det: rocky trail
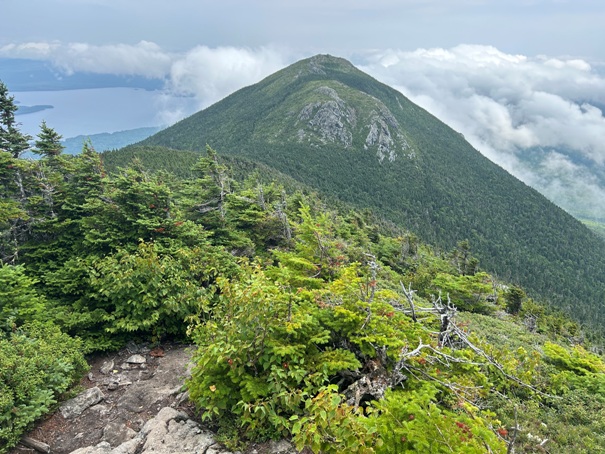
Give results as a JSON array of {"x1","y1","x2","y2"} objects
[{"x1": 10, "y1": 343, "x2": 298, "y2": 454}]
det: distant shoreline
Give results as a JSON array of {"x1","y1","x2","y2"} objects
[{"x1": 16, "y1": 104, "x2": 54, "y2": 116}]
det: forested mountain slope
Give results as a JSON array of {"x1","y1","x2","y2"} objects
[{"x1": 140, "y1": 54, "x2": 605, "y2": 330}]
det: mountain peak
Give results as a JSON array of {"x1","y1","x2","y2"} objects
[{"x1": 296, "y1": 54, "x2": 359, "y2": 76}]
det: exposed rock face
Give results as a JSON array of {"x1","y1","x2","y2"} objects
[
  {"x1": 296, "y1": 85, "x2": 412, "y2": 163},
  {"x1": 365, "y1": 114, "x2": 396, "y2": 162},
  {"x1": 364, "y1": 106, "x2": 411, "y2": 163},
  {"x1": 297, "y1": 86, "x2": 356, "y2": 148},
  {"x1": 69, "y1": 407, "x2": 227, "y2": 454},
  {"x1": 307, "y1": 56, "x2": 327, "y2": 75}
]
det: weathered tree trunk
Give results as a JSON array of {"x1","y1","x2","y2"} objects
[{"x1": 20, "y1": 436, "x2": 51, "y2": 453}]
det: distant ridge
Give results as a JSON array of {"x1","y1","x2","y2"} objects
[
  {"x1": 139, "y1": 54, "x2": 605, "y2": 329},
  {"x1": 63, "y1": 127, "x2": 161, "y2": 155}
]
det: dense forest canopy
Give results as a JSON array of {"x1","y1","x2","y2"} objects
[{"x1": 2, "y1": 78, "x2": 605, "y2": 453}]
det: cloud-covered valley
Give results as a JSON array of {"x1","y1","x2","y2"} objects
[
  {"x1": 2, "y1": 41, "x2": 605, "y2": 220},
  {"x1": 359, "y1": 45, "x2": 605, "y2": 220}
]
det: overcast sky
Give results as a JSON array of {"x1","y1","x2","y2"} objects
[
  {"x1": 2, "y1": 0, "x2": 605, "y2": 219},
  {"x1": 3, "y1": 0, "x2": 605, "y2": 59}
]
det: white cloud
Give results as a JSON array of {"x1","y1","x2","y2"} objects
[
  {"x1": 360, "y1": 45, "x2": 605, "y2": 218},
  {"x1": 0, "y1": 41, "x2": 61, "y2": 58},
  {"x1": 54, "y1": 41, "x2": 173, "y2": 78},
  {"x1": 361, "y1": 45, "x2": 605, "y2": 162},
  {"x1": 167, "y1": 46, "x2": 290, "y2": 108},
  {"x1": 0, "y1": 40, "x2": 172, "y2": 78}
]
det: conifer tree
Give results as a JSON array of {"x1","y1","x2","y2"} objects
[
  {"x1": 33, "y1": 120, "x2": 64, "y2": 158},
  {"x1": 0, "y1": 81, "x2": 31, "y2": 158}
]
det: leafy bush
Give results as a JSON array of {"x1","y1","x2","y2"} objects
[
  {"x1": 87, "y1": 240, "x2": 231, "y2": 340},
  {"x1": 0, "y1": 263, "x2": 47, "y2": 326},
  {"x1": 364, "y1": 384, "x2": 504, "y2": 453},
  {"x1": 0, "y1": 322, "x2": 88, "y2": 452},
  {"x1": 187, "y1": 262, "x2": 361, "y2": 441},
  {"x1": 187, "y1": 257, "x2": 507, "y2": 452}
]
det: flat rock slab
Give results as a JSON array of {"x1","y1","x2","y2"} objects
[
  {"x1": 60, "y1": 387, "x2": 105, "y2": 419},
  {"x1": 140, "y1": 407, "x2": 218, "y2": 453},
  {"x1": 69, "y1": 407, "x2": 233, "y2": 454}
]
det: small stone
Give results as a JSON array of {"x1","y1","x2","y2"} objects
[
  {"x1": 107, "y1": 381, "x2": 119, "y2": 391},
  {"x1": 138, "y1": 370, "x2": 152, "y2": 381},
  {"x1": 88, "y1": 372, "x2": 95, "y2": 381},
  {"x1": 102, "y1": 421, "x2": 137, "y2": 446},
  {"x1": 125, "y1": 341, "x2": 139, "y2": 354},
  {"x1": 126, "y1": 354, "x2": 146, "y2": 364},
  {"x1": 120, "y1": 363, "x2": 131, "y2": 370},
  {"x1": 168, "y1": 385, "x2": 183, "y2": 396},
  {"x1": 268, "y1": 440, "x2": 297, "y2": 454},
  {"x1": 175, "y1": 391, "x2": 189, "y2": 406},
  {"x1": 100, "y1": 360, "x2": 114, "y2": 375}
]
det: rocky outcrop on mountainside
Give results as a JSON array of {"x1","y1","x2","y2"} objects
[
  {"x1": 11, "y1": 344, "x2": 298, "y2": 454},
  {"x1": 295, "y1": 85, "x2": 411, "y2": 163},
  {"x1": 297, "y1": 86, "x2": 356, "y2": 148},
  {"x1": 364, "y1": 107, "x2": 410, "y2": 163}
]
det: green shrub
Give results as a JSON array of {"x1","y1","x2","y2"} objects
[
  {"x1": 0, "y1": 264, "x2": 47, "y2": 326},
  {"x1": 186, "y1": 258, "x2": 507, "y2": 452},
  {"x1": 0, "y1": 322, "x2": 88, "y2": 453},
  {"x1": 504, "y1": 285, "x2": 525, "y2": 315},
  {"x1": 364, "y1": 384, "x2": 505, "y2": 453},
  {"x1": 187, "y1": 262, "x2": 361, "y2": 441},
  {"x1": 432, "y1": 272, "x2": 494, "y2": 314}
]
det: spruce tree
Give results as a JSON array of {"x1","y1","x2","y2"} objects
[
  {"x1": 33, "y1": 120, "x2": 64, "y2": 158},
  {"x1": 0, "y1": 81, "x2": 31, "y2": 158}
]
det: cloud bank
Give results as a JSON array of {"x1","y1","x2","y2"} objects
[
  {"x1": 359, "y1": 45, "x2": 605, "y2": 219},
  {"x1": 1, "y1": 41, "x2": 172, "y2": 78},
  {"x1": 0, "y1": 41, "x2": 291, "y2": 108}
]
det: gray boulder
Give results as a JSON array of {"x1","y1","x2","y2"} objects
[{"x1": 60, "y1": 387, "x2": 105, "y2": 419}]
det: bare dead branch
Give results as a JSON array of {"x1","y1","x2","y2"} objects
[
  {"x1": 400, "y1": 281, "x2": 417, "y2": 322},
  {"x1": 507, "y1": 407, "x2": 519, "y2": 454}
]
